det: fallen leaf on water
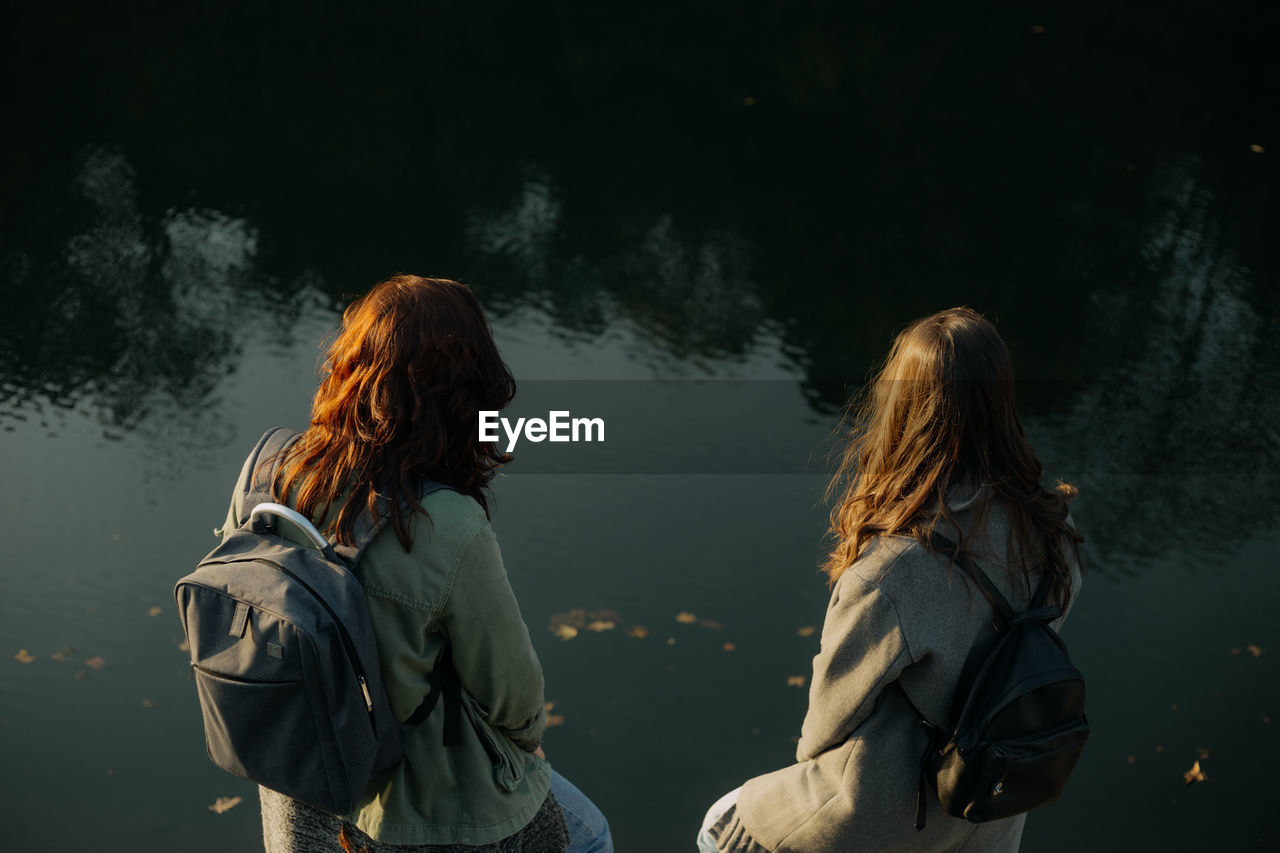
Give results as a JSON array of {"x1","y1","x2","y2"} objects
[
  {"x1": 627, "y1": 626, "x2": 649, "y2": 639},
  {"x1": 178, "y1": 640, "x2": 190, "y2": 652},
  {"x1": 796, "y1": 626, "x2": 816, "y2": 637},
  {"x1": 551, "y1": 625, "x2": 578, "y2": 642},
  {"x1": 1248, "y1": 644, "x2": 1265, "y2": 657},
  {"x1": 545, "y1": 701, "x2": 556, "y2": 712},
  {"x1": 1231, "y1": 648, "x2": 1241, "y2": 656},
  {"x1": 84, "y1": 656, "x2": 106, "y2": 670},
  {"x1": 148, "y1": 606, "x2": 164, "y2": 617},
  {"x1": 675, "y1": 612, "x2": 697, "y2": 624},
  {"x1": 1126, "y1": 755, "x2": 1136, "y2": 764},
  {"x1": 586, "y1": 620, "x2": 615, "y2": 632},
  {"x1": 1030, "y1": 24, "x2": 1046, "y2": 34},
  {"x1": 722, "y1": 643, "x2": 736, "y2": 652},
  {"x1": 51, "y1": 646, "x2": 74, "y2": 661},
  {"x1": 1170, "y1": 704, "x2": 1180, "y2": 711},
  {"x1": 587, "y1": 609, "x2": 621, "y2": 623},
  {"x1": 1156, "y1": 745, "x2": 1164, "y2": 753},
  {"x1": 1195, "y1": 747, "x2": 1210, "y2": 759},
  {"x1": 1264, "y1": 715, "x2": 1271, "y2": 724},
  {"x1": 142, "y1": 698, "x2": 155, "y2": 708},
  {"x1": 106, "y1": 769, "x2": 114, "y2": 776},
  {"x1": 546, "y1": 714, "x2": 566, "y2": 727},
  {"x1": 209, "y1": 795, "x2": 243, "y2": 814},
  {"x1": 786, "y1": 675, "x2": 806, "y2": 687},
  {"x1": 74, "y1": 670, "x2": 89, "y2": 681},
  {"x1": 14, "y1": 649, "x2": 35, "y2": 664},
  {"x1": 1250, "y1": 144, "x2": 1265, "y2": 154},
  {"x1": 698, "y1": 619, "x2": 724, "y2": 630},
  {"x1": 666, "y1": 637, "x2": 676, "y2": 645},
  {"x1": 1183, "y1": 761, "x2": 1206, "y2": 785}
]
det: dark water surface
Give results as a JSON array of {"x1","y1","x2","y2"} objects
[{"x1": 2, "y1": 2, "x2": 1277, "y2": 850}]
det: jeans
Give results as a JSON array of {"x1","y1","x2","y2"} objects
[
  {"x1": 695, "y1": 787, "x2": 741, "y2": 853},
  {"x1": 550, "y1": 769, "x2": 613, "y2": 853}
]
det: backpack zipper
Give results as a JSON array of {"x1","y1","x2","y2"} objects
[{"x1": 250, "y1": 558, "x2": 376, "y2": 716}]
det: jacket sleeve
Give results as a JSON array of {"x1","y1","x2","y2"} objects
[
  {"x1": 439, "y1": 522, "x2": 547, "y2": 743},
  {"x1": 796, "y1": 571, "x2": 913, "y2": 762}
]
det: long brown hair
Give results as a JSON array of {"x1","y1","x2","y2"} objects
[
  {"x1": 274, "y1": 274, "x2": 516, "y2": 550},
  {"x1": 823, "y1": 307, "x2": 1081, "y2": 606}
]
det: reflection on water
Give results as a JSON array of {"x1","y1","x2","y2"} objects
[
  {"x1": 465, "y1": 168, "x2": 764, "y2": 362},
  {"x1": 1037, "y1": 160, "x2": 1280, "y2": 570}
]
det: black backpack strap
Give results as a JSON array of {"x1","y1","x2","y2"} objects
[
  {"x1": 333, "y1": 480, "x2": 453, "y2": 568},
  {"x1": 403, "y1": 650, "x2": 463, "y2": 747},
  {"x1": 238, "y1": 427, "x2": 302, "y2": 526},
  {"x1": 928, "y1": 532, "x2": 1016, "y2": 626}
]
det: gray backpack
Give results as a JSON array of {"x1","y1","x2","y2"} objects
[{"x1": 174, "y1": 427, "x2": 460, "y2": 814}]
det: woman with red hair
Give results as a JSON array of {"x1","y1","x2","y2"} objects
[
  {"x1": 220, "y1": 275, "x2": 611, "y2": 852},
  {"x1": 698, "y1": 307, "x2": 1083, "y2": 853}
]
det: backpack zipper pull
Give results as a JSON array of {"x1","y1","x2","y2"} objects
[{"x1": 358, "y1": 676, "x2": 373, "y2": 712}]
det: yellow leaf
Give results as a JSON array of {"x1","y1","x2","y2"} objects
[
  {"x1": 546, "y1": 714, "x2": 566, "y2": 728},
  {"x1": 1183, "y1": 760, "x2": 1206, "y2": 785},
  {"x1": 586, "y1": 620, "x2": 615, "y2": 632},
  {"x1": 698, "y1": 619, "x2": 724, "y2": 630},
  {"x1": 142, "y1": 698, "x2": 155, "y2": 708},
  {"x1": 796, "y1": 626, "x2": 816, "y2": 637},
  {"x1": 148, "y1": 606, "x2": 163, "y2": 617},
  {"x1": 666, "y1": 637, "x2": 676, "y2": 645},
  {"x1": 627, "y1": 626, "x2": 649, "y2": 639},
  {"x1": 1125, "y1": 755, "x2": 1136, "y2": 764},
  {"x1": 786, "y1": 675, "x2": 806, "y2": 687},
  {"x1": 14, "y1": 649, "x2": 35, "y2": 664},
  {"x1": 178, "y1": 640, "x2": 190, "y2": 652},
  {"x1": 209, "y1": 795, "x2": 243, "y2": 814},
  {"x1": 1250, "y1": 144, "x2": 1265, "y2": 154},
  {"x1": 545, "y1": 701, "x2": 556, "y2": 712},
  {"x1": 552, "y1": 625, "x2": 578, "y2": 642},
  {"x1": 675, "y1": 612, "x2": 697, "y2": 624},
  {"x1": 1248, "y1": 644, "x2": 1265, "y2": 657},
  {"x1": 51, "y1": 646, "x2": 74, "y2": 661},
  {"x1": 722, "y1": 643, "x2": 736, "y2": 652},
  {"x1": 84, "y1": 656, "x2": 106, "y2": 670},
  {"x1": 587, "y1": 609, "x2": 621, "y2": 623}
]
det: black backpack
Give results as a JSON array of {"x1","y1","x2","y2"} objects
[
  {"x1": 175, "y1": 428, "x2": 461, "y2": 813},
  {"x1": 909, "y1": 533, "x2": 1089, "y2": 830}
]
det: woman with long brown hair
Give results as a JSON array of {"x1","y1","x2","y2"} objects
[
  {"x1": 217, "y1": 275, "x2": 611, "y2": 852},
  {"x1": 697, "y1": 307, "x2": 1083, "y2": 853}
]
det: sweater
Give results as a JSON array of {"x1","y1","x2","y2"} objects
[
  {"x1": 219, "y1": 451, "x2": 561, "y2": 849},
  {"x1": 712, "y1": 487, "x2": 1082, "y2": 853}
]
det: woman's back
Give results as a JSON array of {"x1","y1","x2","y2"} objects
[
  {"x1": 702, "y1": 307, "x2": 1085, "y2": 853},
  {"x1": 716, "y1": 487, "x2": 1081, "y2": 853}
]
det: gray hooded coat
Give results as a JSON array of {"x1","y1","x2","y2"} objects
[{"x1": 712, "y1": 488, "x2": 1083, "y2": 853}]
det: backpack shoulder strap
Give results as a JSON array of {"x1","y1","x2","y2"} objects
[
  {"x1": 237, "y1": 427, "x2": 302, "y2": 526},
  {"x1": 334, "y1": 480, "x2": 453, "y2": 568},
  {"x1": 927, "y1": 532, "x2": 1015, "y2": 625}
]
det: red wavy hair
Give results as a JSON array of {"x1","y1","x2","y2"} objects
[
  {"x1": 274, "y1": 275, "x2": 516, "y2": 550},
  {"x1": 824, "y1": 307, "x2": 1082, "y2": 606}
]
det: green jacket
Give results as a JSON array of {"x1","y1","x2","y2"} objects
[{"x1": 220, "y1": 477, "x2": 550, "y2": 846}]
